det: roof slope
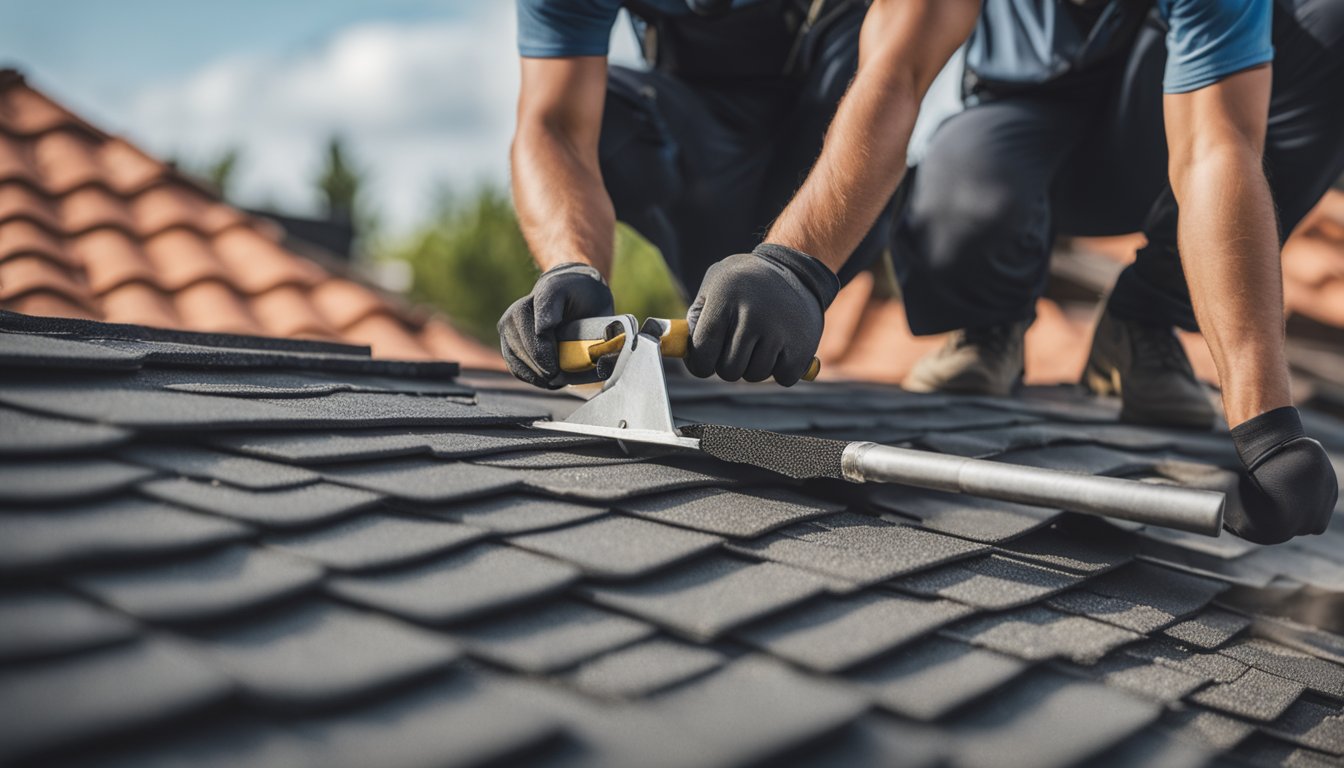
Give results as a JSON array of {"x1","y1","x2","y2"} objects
[
  {"x1": 2, "y1": 310, "x2": 1343, "y2": 767},
  {"x1": 0, "y1": 70, "x2": 500, "y2": 368}
]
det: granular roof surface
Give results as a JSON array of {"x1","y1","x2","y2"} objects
[{"x1": 2, "y1": 310, "x2": 1343, "y2": 767}]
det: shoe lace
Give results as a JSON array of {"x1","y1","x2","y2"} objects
[{"x1": 1131, "y1": 324, "x2": 1188, "y2": 370}]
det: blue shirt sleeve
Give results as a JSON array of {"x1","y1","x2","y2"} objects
[
  {"x1": 517, "y1": 0, "x2": 625, "y2": 58},
  {"x1": 1159, "y1": 0, "x2": 1273, "y2": 93}
]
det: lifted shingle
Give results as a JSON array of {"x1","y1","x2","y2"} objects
[
  {"x1": 1189, "y1": 667, "x2": 1306, "y2": 722},
  {"x1": 140, "y1": 477, "x2": 382, "y2": 529},
  {"x1": 1161, "y1": 608, "x2": 1251, "y2": 650},
  {"x1": 121, "y1": 444, "x2": 321, "y2": 490},
  {"x1": 433, "y1": 493, "x2": 607, "y2": 534},
  {"x1": 0, "y1": 589, "x2": 139, "y2": 663},
  {"x1": 0, "y1": 457, "x2": 156, "y2": 503},
  {"x1": 731, "y1": 513, "x2": 987, "y2": 587},
  {"x1": 617, "y1": 486, "x2": 844, "y2": 538},
  {"x1": 0, "y1": 638, "x2": 231, "y2": 764},
  {"x1": 584, "y1": 554, "x2": 829, "y2": 641},
  {"x1": 0, "y1": 405, "x2": 132, "y2": 456},
  {"x1": 944, "y1": 670, "x2": 1160, "y2": 768},
  {"x1": 73, "y1": 544, "x2": 320, "y2": 624},
  {"x1": 509, "y1": 515, "x2": 722, "y2": 579},
  {"x1": 736, "y1": 591, "x2": 972, "y2": 673},
  {"x1": 846, "y1": 636, "x2": 1027, "y2": 721},
  {"x1": 0, "y1": 497, "x2": 251, "y2": 574},
  {"x1": 868, "y1": 487, "x2": 1057, "y2": 543},
  {"x1": 266, "y1": 513, "x2": 487, "y2": 571},
  {"x1": 192, "y1": 601, "x2": 459, "y2": 711},
  {"x1": 892, "y1": 553, "x2": 1082, "y2": 609},
  {"x1": 328, "y1": 543, "x2": 579, "y2": 624},
  {"x1": 567, "y1": 637, "x2": 726, "y2": 698},
  {"x1": 645, "y1": 656, "x2": 868, "y2": 767},
  {"x1": 320, "y1": 458, "x2": 522, "y2": 504},
  {"x1": 452, "y1": 599, "x2": 653, "y2": 673},
  {"x1": 943, "y1": 605, "x2": 1143, "y2": 664}
]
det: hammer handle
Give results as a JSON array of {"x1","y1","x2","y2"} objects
[{"x1": 558, "y1": 319, "x2": 821, "y2": 381}]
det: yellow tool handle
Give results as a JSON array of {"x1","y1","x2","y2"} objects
[{"x1": 558, "y1": 319, "x2": 820, "y2": 381}]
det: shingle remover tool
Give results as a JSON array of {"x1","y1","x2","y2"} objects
[{"x1": 532, "y1": 314, "x2": 1226, "y2": 536}]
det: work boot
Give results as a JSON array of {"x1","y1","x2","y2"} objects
[
  {"x1": 1082, "y1": 309, "x2": 1217, "y2": 429},
  {"x1": 904, "y1": 319, "x2": 1029, "y2": 396}
]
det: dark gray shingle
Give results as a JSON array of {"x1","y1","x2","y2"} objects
[
  {"x1": 567, "y1": 638, "x2": 726, "y2": 698},
  {"x1": 584, "y1": 554, "x2": 829, "y2": 640},
  {"x1": 1160, "y1": 608, "x2": 1251, "y2": 650},
  {"x1": 736, "y1": 591, "x2": 973, "y2": 672},
  {"x1": 868, "y1": 487, "x2": 1056, "y2": 543},
  {"x1": 73, "y1": 545, "x2": 321, "y2": 623},
  {"x1": 891, "y1": 554, "x2": 1082, "y2": 609},
  {"x1": 328, "y1": 543, "x2": 579, "y2": 624},
  {"x1": 1189, "y1": 667, "x2": 1306, "y2": 722},
  {"x1": 0, "y1": 589, "x2": 139, "y2": 663},
  {"x1": 195, "y1": 601, "x2": 460, "y2": 710},
  {"x1": 140, "y1": 477, "x2": 383, "y2": 529},
  {"x1": 847, "y1": 636, "x2": 1028, "y2": 721},
  {"x1": 433, "y1": 493, "x2": 607, "y2": 534},
  {"x1": 0, "y1": 497, "x2": 251, "y2": 574},
  {"x1": 0, "y1": 458, "x2": 155, "y2": 503},
  {"x1": 944, "y1": 605, "x2": 1143, "y2": 664},
  {"x1": 944, "y1": 670, "x2": 1160, "y2": 768},
  {"x1": 731, "y1": 513, "x2": 987, "y2": 587},
  {"x1": 616, "y1": 486, "x2": 844, "y2": 538},
  {"x1": 0, "y1": 405, "x2": 132, "y2": 456},
  {"x1": 645, "y1": 656, "x2": 868, "y2": 768},
  {"x1": 0, "y1": 639, "x2": 231, "y2": 764},
  {"x1": 121, "y1": 444, "x2": 320, "y2": 490},
  {"x1": 452, "y1": 599, "x2": 653, "y2": 673},
  {"x1": 320, "y1": 458, "x2": 522, "y2": 503},
  {"x1": 266, "y1": 513, "x2": 487, "y2": 571},
  {"x1": 508, "y1": 515, "x2": 722, "y2": 578}
]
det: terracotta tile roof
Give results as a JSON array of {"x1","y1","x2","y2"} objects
[
  {"x1": 822, "y1": 190, "x2": 1344, "y2": 390},
  {"x1": 0, "y1": 69, "x2": 502, "y2": 369}
]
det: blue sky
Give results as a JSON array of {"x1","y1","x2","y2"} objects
[{"x1": 1, "y1": 1, "x2": 642, "y2": 232}]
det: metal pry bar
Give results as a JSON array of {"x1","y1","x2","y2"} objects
[{"x1": 532, "y1": 316, "x2": 701, "y2": 450}]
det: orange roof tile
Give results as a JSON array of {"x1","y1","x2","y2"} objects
[{"x1": 0, "y1": 70, "x2": 502, "y2": 368}]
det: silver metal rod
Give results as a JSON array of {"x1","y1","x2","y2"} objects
[{"x1": 840, "y1": 442, "x2": 1225, "y2": 535}]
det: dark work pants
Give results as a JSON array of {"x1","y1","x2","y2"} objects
[
  {"x1": 892, "y1": 0, "x2": 1344, "y2": 336},
  {"x1": 596, "y1": 1, "x2": 884, "y2": 297}
]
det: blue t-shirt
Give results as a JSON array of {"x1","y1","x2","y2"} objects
[
  {"x1": 966, "y1": 0, "x2": 1273, "y2": 95},
  {"x1": 517, "y1": 0, "x2": 767, "y2": 58}
]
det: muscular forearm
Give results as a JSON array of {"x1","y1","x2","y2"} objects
[
  {"x1": 511, "y1": 124, "x2": 616, "y2": 278},
  {"x1": 1171, "y1": 146, "x2": 1291, "y2": 425},
  {"x1": 767, "y1": 0, "x2": 978, "y2": 272}
]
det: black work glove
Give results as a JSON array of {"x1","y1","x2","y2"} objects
[
  {"x1": 685, "y1": 243, "x2": 839, "y2": 386},
  {"x1": 1225, "y1": 406, "x2": 1338, "y2": 544},
  {"x1": 498, "y1": 262, "x2": 614, "y2": 389}
]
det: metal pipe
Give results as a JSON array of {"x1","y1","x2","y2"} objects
[{"x1": 841, "y1": 442, "x2": 1225, "y2": 535}]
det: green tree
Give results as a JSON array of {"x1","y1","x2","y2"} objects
[
  {"x1": 205, "y1": 147, "x2": 240, "y2": 199},
  {"x1": 377, "y1": 184, "x2": 686, "y2": 346},
  {"x1": 315, "y1": 135, "x2": 364, "y2": 224}
]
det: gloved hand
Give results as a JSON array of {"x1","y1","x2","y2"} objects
[
  {"x1": 686, "y1": 243, "x2": 839, "y2": 386},
  {"x1": 498, "y1": 262, "x2": 614, "y2": 389},
  {"x1": 1225, "y1": 406, "x2": 1338, "y2": 544}
]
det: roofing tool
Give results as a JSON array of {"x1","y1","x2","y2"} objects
[{"x1": 532, "y1": 315, "x2": 1226, "y2": 536}]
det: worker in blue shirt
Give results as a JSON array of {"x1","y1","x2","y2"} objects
[
  {"x1": 718, "y1": 0, "x2": 1339, "y2": 543},
  {"x1": 500, "y1": 0, "x2": 877, "y2": 389}
]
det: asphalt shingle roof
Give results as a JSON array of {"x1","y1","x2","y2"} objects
[{"x1": 2, "y1": 311, "x2": 1344, "y2": 767}]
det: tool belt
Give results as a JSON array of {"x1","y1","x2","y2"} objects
[{"x1": 624, "y1": 0, "x2": 866, "y2": 81}]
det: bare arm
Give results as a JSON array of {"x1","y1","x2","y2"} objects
[
  {"x1": 1163, "y1": 65, "x2": 1289, "y2": 427},
  {"x1": 511, "y1": 56, "x2": 616, "y2": 277},
  {"x1": 766, "y1": 0, "x2": 980, "y2": 272}
]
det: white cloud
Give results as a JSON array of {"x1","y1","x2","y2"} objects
[{"x1": 125, "y1": 4, "x2": 523, "y2": 233}]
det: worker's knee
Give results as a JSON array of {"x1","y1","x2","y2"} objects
[{"x1": 903, "y1": 177, "x2": 1048, "y2": 280}]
